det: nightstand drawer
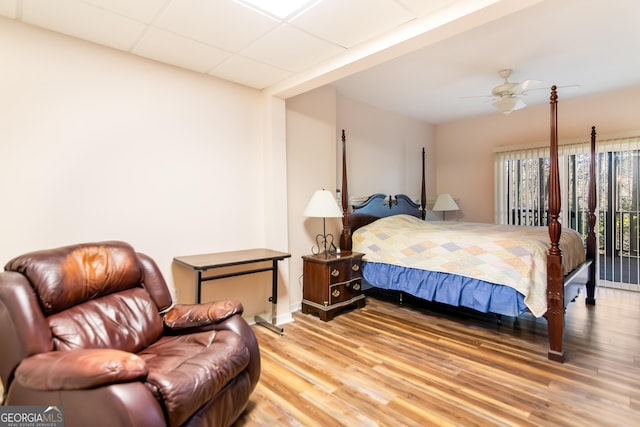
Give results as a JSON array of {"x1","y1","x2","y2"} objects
[
  {"x1": 328, "y1": 258, "x2": 362, "y2": 284},
  {"x1": 329, "y1": 279, "x2": 362, "y2": 304}
]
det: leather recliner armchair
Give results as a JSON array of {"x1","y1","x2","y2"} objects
[{"x1": 0, "y1": 241, "x2": 260, "y2": 427}]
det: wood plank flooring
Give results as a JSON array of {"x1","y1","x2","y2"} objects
[{"x1": 234, "y1": 287, "x2": 640, "y2": 426}]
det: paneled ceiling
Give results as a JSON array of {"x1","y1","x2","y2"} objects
[{"x1": 2, "y1": 0, "x2": 639, "y2": 123}]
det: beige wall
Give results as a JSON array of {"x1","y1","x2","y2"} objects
[
  {"x1": 284, "y1": 89, "x2": 435, "y2": 311},
  {"x1": 337, "y1": 96, "x2": 436, "y2": 202},
  {"x1": 0, "y1": 18, "x2": 289, "y2": 322},
  {"x1": 286, "y1": 85, "x2": 338, "y2": 311},
  {"x1": 436, "y1": 86, "x2": 640, "y2": 222}
]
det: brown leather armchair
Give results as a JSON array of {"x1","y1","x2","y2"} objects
[{"x1": 0, "y1": 241, "x2": 260, "y2": 427}]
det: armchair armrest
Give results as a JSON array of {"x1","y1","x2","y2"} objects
[
  {"x1": 15, "y1": 349, "x2": 147, "y2": 391},
  {"x1": 163, "y1": 300, "x2": 244, "y2": 331}
]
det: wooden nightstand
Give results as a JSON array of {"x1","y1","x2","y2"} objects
[{"x1": 301, "y1": 252, "x2": 366, "y2": 321}]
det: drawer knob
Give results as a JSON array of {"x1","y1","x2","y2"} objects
[
  {"x1": 332, "y1": 289, "x2": 340, "y2": 298},
  {"x1": 352, "y1": 264, "x2": 360, "y2": 272},
  {"x1": 331, "y1": 269, "x2": 339, "y2": 277},
  {"x1": 353, "y1": 282, "x2": 361, "y2": 291}
]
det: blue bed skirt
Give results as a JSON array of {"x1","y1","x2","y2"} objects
[{"x1": 362, "y1": 262, "x2": 529, "y2": 317}]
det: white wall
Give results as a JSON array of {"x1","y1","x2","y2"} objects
[
  {"x1": 436, "y1": 86, "x2": 640, "y2": 222},
  {"x1": 0, "y1": 18, "x2": 287, "y2": 321}
]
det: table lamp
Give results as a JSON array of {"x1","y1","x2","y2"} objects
[
  {"x1": 433, "y1": 193, "x2": 459, "y2": 220},
  {"x1": 304, "y1": 189, "x2": 343, "y2": 256}
]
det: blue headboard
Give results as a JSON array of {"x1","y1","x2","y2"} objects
[{"x1": 349, "y1": 193, "x2": 424, "y2": 232}]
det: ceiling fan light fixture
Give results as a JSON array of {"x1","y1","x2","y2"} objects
[
  {"x1": 492, "y1": 95, "x2": 525, "y2": 115},
  {"x1": 492, "y1": 96, "x2": 517, "y2": 114}
]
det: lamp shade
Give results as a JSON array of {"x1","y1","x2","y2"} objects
[
  {"x1": 432, "y1": 194, "x2": 459, "y2": 212},
  {"x1": 304, "y1": 190, "x2": 343, "y2": 218}
]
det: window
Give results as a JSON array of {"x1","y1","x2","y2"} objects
[
  {"x1": 495, "y1": 145, "x2": 550, "y2": 227},
  {"x1": 495, "y1": 136, "x2": 640, "y2": 290}
]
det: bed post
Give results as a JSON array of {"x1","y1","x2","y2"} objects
[
  {"x1": 585, "y1": 126, "x2": 597, "y2": 305},
  {"x1": 421, "y1": 147, "x2": 427, "y2": 220},
  {"x1": 340, "y1": 129, "x2": 352, "y2": 251},
  {"x1": 546, "y1": 85, "x2": 565, "y2": 363}
]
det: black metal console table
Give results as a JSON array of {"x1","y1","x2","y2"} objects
[{"x1": 173, "y1": 248, "x2": 291, "y2": 335}]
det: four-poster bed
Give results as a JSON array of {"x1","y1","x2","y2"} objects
[{"x1": 338, "y1": 86, "x2": 597, "y2": 362}]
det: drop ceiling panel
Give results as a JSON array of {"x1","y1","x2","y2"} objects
[
  {"x1": 399, "y1": 0, "x2": 468, "y2": 15},
  {"x1": 133, "y1": 27, "x2": 231, "y2": 74},
  {"x1": 5, "y1": 0, "x2": 639, "y2": 123},
  {"x1": 241, "y1": 24, "x2": 344, "y2": 72},
  {"x1": 22, "y1": 0, "x2": 145, "y2": 51},
  {"x1": 291, "y1": 0, "x2": 415, "y2": 47},
  {"x1": 155, "y1": 0, "x2": 279, "y2": 53},
  {"x1": 82, "y1": 0, "x2": 168, "y2": 23},
  {"x1": 211, "y1": 55, "x2": 292, "y2": 89}
]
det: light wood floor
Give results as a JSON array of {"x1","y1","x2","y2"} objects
[{"x1": 234, "y1": 287, "x2": 640, "y2": 426}]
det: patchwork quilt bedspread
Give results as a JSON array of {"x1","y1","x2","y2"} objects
[{"x1": 352, "y1": 214, "x2": 586, "y2": 317}]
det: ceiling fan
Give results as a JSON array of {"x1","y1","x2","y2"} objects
[{"x1": 485, "y1": 69, "x2": 541, "y2": 115}]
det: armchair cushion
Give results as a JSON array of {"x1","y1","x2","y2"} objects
[
  {"x1": 140, "y1": 330, "x2": 250, "y2": 427},
  {"x1": 15, "y1": 349, "x2": 147, "y2": 391},
  {"x1": 49, "y1": 287, "x2": 164, "y2": 352},
  {"x1": 5, "y1": 241, "x2": 142, "y2": 315},
  {"x1": 163, "y1": 300, "x2": 244, "y2": 331}
]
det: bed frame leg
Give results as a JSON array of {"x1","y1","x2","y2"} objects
[
  {"x1": 585, "y1": 283, "x2": 596, "y2": 306},
  {"x1": 546, "y1": 285, "x2": 565, "y2": 363},
  {"x1": 548, "y1": 348, "x2": 565, "y2": 363},
  {"x1": 546, "y1": 276, "x2": 565, "y2": 363},
  {"x1": 585, "y1": 125, "x2": 597, "y2": 307},
  {"x1": 584, "y1": 257, "x2": 596, "y2": 305},
  {"x1": 546, "y1": 305, "x2": 565, "y2": 362}
]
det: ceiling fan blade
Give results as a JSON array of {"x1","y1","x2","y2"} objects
[
  {"x1": 512, "y1": 98, "x2": 527, "y2": 110},
  {"x1": 515, "y1": 84, "x2": 581, "y2": 94},
  {"x1": 510, "y1": 79, "x2": 541, "y2": 94},
  {"x1": 555, "y1": 84, "x2": 581, "y2": 90}
]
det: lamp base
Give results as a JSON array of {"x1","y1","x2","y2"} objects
[{"x1": 312, "y1": 233, "x2": 338, "y2": 257}]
